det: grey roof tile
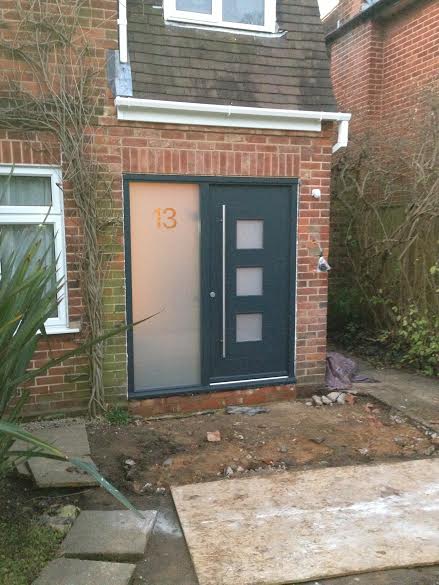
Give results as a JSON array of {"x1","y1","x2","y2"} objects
[{"x1": 127, "y1": 0, "x2": 336, "y2": 112}]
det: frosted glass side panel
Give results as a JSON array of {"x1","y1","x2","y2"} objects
[
  {"x1": 236, "y1": 220, "x2": 263, "y2": 249},
  {"x1": 129, "y1": 182, "x2": 200, "y2": 390},
  {"x1": 236, "y1": 267, "x2": 263, "y2": 296},
  {"x1": 236, "y1": 313, "x2": 263, "y2": 342}
]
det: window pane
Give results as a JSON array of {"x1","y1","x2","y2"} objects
[
  {"x1": 129, "y1": 182, "x2": 201, "y2": 391},
  {"x1": 0, "y1": 176, "x2": 51, "y2": 206},
  {"x1": 223, "y1": 0, "x2": 264, "y2": 25},
  {"x1": 236, "y1": 267, "x2": 263, "y2": 296},
  {"x1": 236, "y1": 313, "x2": 262, "y2": 342},
  {"x1": 176, "y1": 0, "x2": 212, "y2": 14},
  {"x1": 0, "y1": 224, "x2": 58, "y2": 317},
  {"x1": 236, "y1": 220, "x2": 263, "y2": 249}
]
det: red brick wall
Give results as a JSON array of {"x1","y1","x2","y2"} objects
[
  {"x1": 328, "y1": 0, "x2": 439, "y2": 128},
  {"x1": 96, "y1": 118, "x2": 335, "y2": 403},
  {"x1": 0, "y1": 1, "x2": 335, "y2": 416},
  {"x1": 381, "y1": 1, "x2": 439, "y2": 118}
]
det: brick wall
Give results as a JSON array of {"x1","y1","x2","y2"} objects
[
  {"x1": 328, "y1": 0, "x2": 439, "y2": 127},
  {"x1": 326, "y1": 0, "x2": 439, "y2": 335},
  {"x1": 0, "y1": 1, "x2": 335, "y2": 416}
]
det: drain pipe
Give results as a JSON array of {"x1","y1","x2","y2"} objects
[
  {"x1": 118, "y1": 0, "x2": 128, "y2": 63},
  {"x1": 332, "y1": 119, "x2": 350, "y2": 153}
]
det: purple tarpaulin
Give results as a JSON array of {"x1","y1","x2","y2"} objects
[{"x1": 325, "y1": 352, "x2": 378, "y2": 390}]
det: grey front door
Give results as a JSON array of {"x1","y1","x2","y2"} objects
[{"x1": 203, "y1": 183, "x2": 297, "y2": 386}]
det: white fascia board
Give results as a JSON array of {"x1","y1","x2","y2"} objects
[{"x1": 115, "y1": 97, "x2": 351, "y2": 134}]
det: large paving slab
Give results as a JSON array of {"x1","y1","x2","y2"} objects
[
  {"x1": 172, "y1": 458, "x2": 439, "y2": 585},
  {"x1": 32, "y1": 558, "x2": 136, "y2": 585},
  {"x1": 63, "y1": 510, "x2": 157, "y2": 562},
  {"x1": 30, "y1": 423, "x2": 91, "y2": 455},
  {"x1": 16, "y1": 422, "x2": 99, "y2": 488},
  {"x1": 28, "y1": 456, "x2": 99, "y2": 488},
  {"x1": 358, "y1": 380, "x2": 439, "y2": 433},
  {"x1": 349, "y1": 354, "x2": 439, "y2": 433}
]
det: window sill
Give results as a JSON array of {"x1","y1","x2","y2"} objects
[{"x1": 41, "y1": 326, "x2": 81, "y2": 336}]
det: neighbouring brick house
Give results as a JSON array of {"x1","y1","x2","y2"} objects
[
  {"x1": 0, "y1": 0, "x2": 350, "y2": 417},
  {"x1": 324, "y1": 0, "x2": 439, "y2": 131},
  {"x1": 323, "y1": 0, "x2": 439, "y2": 316}
]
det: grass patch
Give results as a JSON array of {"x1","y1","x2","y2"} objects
[
  {"x1": 0, "y1": 518, "x2": 62, "y2": 585},
  {"x1": 104, "y1": 406, "x2": 132, "y2": 426}
]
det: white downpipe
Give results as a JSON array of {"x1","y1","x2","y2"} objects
[
  {"x1": 118, "y1": 0, "x2": 128, "y2": 63},
  {"x1": 333, "y1": 119, "x2": 350, "y2": 153}
]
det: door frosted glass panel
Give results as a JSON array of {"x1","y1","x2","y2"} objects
[
  {"x1": 129, "y1": 182, "x2": 200, "y2": 390},
  {"x1": 236, "y1": 313, "x2": 263, "y2": 342},
  {"x1": 236, "y1": 220, "x2": 263, "y2": 249},
  {"x1": 236, "y1": 267, "x2": 263, "y2": 296}
]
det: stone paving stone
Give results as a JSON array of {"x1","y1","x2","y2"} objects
[
  {"x1": 33, "y1": 423, "x2": 91, "y2": 456},
  {"x1": 32, "y1": 558, "x2": 136, "y2": 585},
  {"x1": 63, "y1": 510, "x2": 157, "y2": 562},
  {"x1": 28, "y1": 456, "x2": 99, "y2": 488},
  {"x1": 15, "y1": 422, "x2": 98, "y2": 488}
]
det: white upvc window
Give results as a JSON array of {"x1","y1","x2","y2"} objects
[
  {"x1": 164, "y1": 0, "x2": 277, "y2": 33},
  {"x1": 0, "y1": 165, "x2": 74, "y2": 334}
]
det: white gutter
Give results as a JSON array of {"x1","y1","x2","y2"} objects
[
  {"x1": 115, "y1": 97, "x2": 351, "y2": 150},
  {"x1": 118, "y1": 0, "x2": 128, "y2": 63}
]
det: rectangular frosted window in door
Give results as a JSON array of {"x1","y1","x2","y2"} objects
[
  {"x1": 236, "y1": 267, "x2": 263, "y2": 296},
  {"x1": 236, "y1": 313, "x2": 263, "y2": 342},
  {"x1": 236, "y1": 220, "x2": 263, "y2": 249},
  {"x1": 129, "y1": 182, "x2": 200, "y2": 390}
]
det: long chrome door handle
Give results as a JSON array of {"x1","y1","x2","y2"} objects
[{"x1": 222, "y1": 204, "x2": 226, "y2": 358}]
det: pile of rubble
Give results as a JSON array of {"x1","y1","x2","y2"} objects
[{"x1": 309, "y1": 391, "x2": 356, "y2": 407}]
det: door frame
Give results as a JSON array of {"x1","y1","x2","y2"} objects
[{"x1": 123, "y1": 174, "x2": 299, "y2": 399}]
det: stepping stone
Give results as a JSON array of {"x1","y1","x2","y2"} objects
[
  {"x1": 28, "y1": 456, "x2": 99, "y2": 488},
  {"x1": 32, "y1": 558, "x2": 136, "y2": 585},
  {"x1": 33, "y1": 423, "x2": 91, "y2": 456},
  {"x1": 63, "y1": 510, "x2": 157, "y2": 562},
  {"x1": 15, "y1": 422, "x2": 98, "y2": 488}
]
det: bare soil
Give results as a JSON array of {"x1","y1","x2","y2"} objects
[
  {"x1": 3, "y1": 396, "x2": 439, "y2": 585},
  {"x1": 87, "y1": 397, "x2": 437, "y2": 496}
]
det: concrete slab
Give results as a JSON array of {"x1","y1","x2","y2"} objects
[
  {"x1": 63, "y1": 510, "x2": 157, "y2": 562},
  {"x1": 32, "y1": 558, "x2": 136, "y2": 585},
  {"x1": 172, "y1": 458, "x2": 439, "y2": 585},
  {"x1": 349, "y1": 354, "x2": 439, "y2": 433},
  {"x1": 28, "y1": 456, "x2": 99, "y2": 488},
  {"x1": 16, "y1": 422, "x2": 98, "y2": 488},
  {"x1": 31, "y1": 423, "x2": 91, "y2": 456},
  {"x1": 361, "y1": 382, "x2": 439, "y2": 433},
  {"x1": 15, "y1": 461, "x2": 32, "y2": 477}
]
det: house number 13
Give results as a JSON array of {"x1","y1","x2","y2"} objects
[{"x1": 154, "y1": 208, "x2": 177, "y2": 229}]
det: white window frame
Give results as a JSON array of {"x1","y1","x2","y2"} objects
[
  {"x1": 0, "y1": 165, "x2": 75, "y2": 334},
  {"x1": 164, "y1": 0, "x2": 277, "y2": 33}
]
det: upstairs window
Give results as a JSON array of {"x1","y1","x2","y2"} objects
[{"x1": 164, "y1": 0, "x2": 277, "y2": 33}]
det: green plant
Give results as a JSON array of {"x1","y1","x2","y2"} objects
[
  {"x1": 0, "y1": 233, "x2": 154, "y2": 516},
  {"x1": 0, "y1": 518, "x2": 62, "y2": 585},
  {"x1": 329, "y1": 89, "x2": 439, "y2": 374},
  {"x1": 379, "y1": 306, "x2": 439, "y2": 376},
  {"x1": 104, "y1": 406, "x2": 132, "y2": 426}
]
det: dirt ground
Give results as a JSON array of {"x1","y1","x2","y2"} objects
[
  {"x1": 4, "y1": 396, "x2": 439, "y2": 585},
  {"x1": 87, "y1": 397, "x2": 437, "y2": 495}
]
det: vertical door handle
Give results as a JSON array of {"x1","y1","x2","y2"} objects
[{"x1": 222, "y1": 204, "x2": 226, "y2": 358}]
